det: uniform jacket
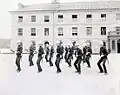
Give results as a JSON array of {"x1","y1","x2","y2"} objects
[
  {"x1": 76, "y1": 48, "x2": 83, "y2": 58},
  {"x1": 29, "y1": 45, "x2": 36, "y2": 54},
  {"x1": 50, "y1": 47, "x2": 54, "y2": 55},
  {"x1": 16, "y1": 45, "x2": 23, "y2": 56},
  {"x1": 100, "y1": 47, "x2": 108, "y2": 57},
  {"x1": 38, "y1": 46, "x2": 44, "y2": 57}
]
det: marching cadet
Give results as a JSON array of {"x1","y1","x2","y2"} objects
[
  {"x1": 64, "y1": 45, "x2": 69, "y2": 62},
  {"x1": 55, "y1": 41, "x2": 64, "y2": 73},
  {"x1": 45, "y1": 44, "x2": 49, "y2": 62},
  {"x1": 49, "y1": 45, "x2": 54, "y2": 66},
  {"x1": 66, "y1": 45, "x2": 74, "y2": 67},
  {"x1": 74, "y1": 45, "x2": 83, "y2": 74},
  {"x1": 59, "y1": 41, "x2": 64, "y2": 60},
  {"x1": 97, "y1": 41, "x2": 108, "y2": 75},
  {"x1": 28, "y1": 41, "x2": 36, "y2": 66},
  {"x1": 85, "y1": 42, "x2": 92, "y2": 68},
  {"x1": 36, "y1": 43, "x2": 44, "y2": 73},
  {"x1": 72, "y1": 41, "x2": 76, "y2": 56},
  {"x1": 82, "y1": 43, "x2": 87, "y2": 63},
  {"x1": 15, "y1": 41, "x2": 23, "y2": 72}
]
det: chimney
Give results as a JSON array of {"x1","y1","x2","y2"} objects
[
  {"x1": 17, "y1": 3, "x2": 24, "y2": 9},
  {"x1": 51, "y1": 0, "x2": 59, "y2": 4}
]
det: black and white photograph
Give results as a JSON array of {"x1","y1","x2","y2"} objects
[{"x1": 0, "y1": 0, "x2": 120, "y2": 95}]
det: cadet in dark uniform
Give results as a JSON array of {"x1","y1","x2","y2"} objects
[
  {"x1": 66, "y1": 46, "x2": 74, "y2": 67},
  {"x1": 15, "y1": 41, "x2": 23, "y2": 72},
  {"x1": 55, "y1": 41, "x2": 64, "y2": 73},
  {"x1": 71, "y1": 41, "x2": 76, "y2": 58},
  {"x1": 29, "y1": 41, "x2": 36, "y2": 66},
  {"x1": 59, "y1": 41, "x2": 64, "y2": 60},
  {"x1": 36, "y1": 44, "x2": 44, "y2": 73},
  {"x1": 74, "y1": 46, "x2": 83, "y2": 74},
  {"x1": 64, "y1": 46, "x2": 69, "y2": 62},
  {"x1": 82, "y1": 43, "x2": 87, "y2": 63},
  {"x1": 49, "y1": 45, "x2": 54, "y2": 66},
  {"x1": 45, "y1": 44, "x2": 49, "y2": 62},
  {"x1": 97, "y1": 41, "x2": 108, "y2": 75},
  {"x1": 85, "y1": 43, "x2": 92, "y2": 68}
]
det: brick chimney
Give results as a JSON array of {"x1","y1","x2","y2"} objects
[{"x1": 17, "y1": 3, "x2": 24, "y2": 9}]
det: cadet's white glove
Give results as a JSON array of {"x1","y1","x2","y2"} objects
[{"x1": 101, "y1": 55, "x2": 104, "y2": 57}]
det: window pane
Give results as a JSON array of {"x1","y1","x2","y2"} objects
[
  {"x1": 58, "y1": 15, "x2": 63, "y2": 18},
  {"x1": 72, "y1": 27, "x2": 78, "y2": 36},
  {"x1": 18, "y1": 28, "x2": 23, "y2": 36},
  {"x1": 31, "y1": 28, "x2": 36, "y2": 36},
  {"x1": 101, "y1": 27, "x2": 106, "y2": 35},
  {"x1": 58, "y1": 28, "x2": 63, "y2": 36},
  {"x1": 18, "y1": 16, "x2": 23, "y2": 23},
  {"x1": 86, "y1": 14, "x2": 92, "y2": 18},
  {"x1": 72, "y1": 15, "x2": 77, "y2": 18},
  {"x1": 86, "y1": 27, "x2": 92, "y2": 35},
  {"x1": 101, "y1": 14, "x2": 106, "y2": 18},
  {"x1": 44, "y1": 16, "x2": 49, "y2": 22},
  {"x1": 44, "y1": 28, "x2": 49, "y2": 36},
  {"x1": 31, "y1": 16, "x2": 36, "y2": 22}
]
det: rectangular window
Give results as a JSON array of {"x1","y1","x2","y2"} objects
[
  {"x1": 116, "y1": 27, "x2": 120, "y2": 31},
  {"x1": 58, "y1": 15, "x2": 63, "y2": 22},
  {"x1": 116, "y1": 13, "x2": 120, "y2": 20},
  {"x1": 101, "y1": 14, "x2": 106, "y2": 21},
  {"x1": 44, "y1": 16, "x2": 49, "y2": 22},
  {"x1": 72, "y1": 27, "x2": 78, "y2": 36},
  {"x1": 101, "y1": 14, "x2": 106, "y2": 18},
  {"x1": 18, "y1": 16, "x2": 23, "y2": 23},
  {"x1": 58, "y1": 15, "x2": 63, "y2": 19},
  {"x1": 86, "y1": 14, "x2": 92, "y2": 18},
  {"x1": 44, "y1": 28, "x2": 49, "y2": 36},
  {"x1": 101, "y1": 27, "x2": 106, "y2": 35},
  {"x1": 31, "y1": 16, "x2": 36, "y2": 22},
  {"x1": 72, "y1": 15, "x2": 78, "y2": 20},
  {"x1": 18, "y1": 28, "x2": 23, "y2": 36},
  {"x1": 58, "y1": 28, "x2": 63, "y2": 36},
  {"x1": 31, "y1": 28, "x2": 36, "y2": 36},
  {"x1": 86, "y1": 27, "x2": 92, "y2": 35}
]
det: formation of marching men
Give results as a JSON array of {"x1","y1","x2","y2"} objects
[{"x1": 15, "y1": 40, "x2": 109, "y2": 75}]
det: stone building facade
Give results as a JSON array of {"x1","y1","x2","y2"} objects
[{"x1": 9, "y1": 1, "x2": 120, "y2": 53}]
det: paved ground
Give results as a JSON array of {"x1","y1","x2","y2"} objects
[{"x1": 0, "y1": 54, "x2": 120, "y2": 95}]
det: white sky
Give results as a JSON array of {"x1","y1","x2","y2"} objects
[{"x1": 0, "y1": 0, "x2": 116, "y2": 39}]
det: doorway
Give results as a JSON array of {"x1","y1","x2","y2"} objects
[{"x1": 117, "y1": 39, "x2": 120, "y2": 53}]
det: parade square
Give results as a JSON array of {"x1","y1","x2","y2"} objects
[{"x1": 0, "y1": 54, "x2": 119, "y2": 95}]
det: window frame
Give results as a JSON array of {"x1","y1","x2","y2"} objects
[
  {"x1": 58, "y1": 27, "x2": 63, "y2": 36},
  {"x1": 31, "y1": 28, "x2": 36, "y2": 36},
  {"x1": 18, "y1": 16, "x2": 23, "y2": 23},
  {"x1": 101, "y1": 14, "x2": 106, "y2": 18},
  {"x1": 86, "y1": 27, "x2": 92, "y2": 35},
  {"x1": 44, "y1": 28, "x2": 49, "y2": 36},
  {"x1": 72, "y1": 15, "x2": 78, "y2": 20},
  {"x1": 18, "y1": 28, "x2": 23, "y2": 36},
  {"x1": 72, "y1": 27, "x2": 78, "y2": 36},
  {"x1": 58, "y1": 15, "x2": 63, "y2": 19},
  {"x1": 44, "y1": 16, "x2": 49, "y2": 22},
  {"x1": 86, "y1": 14, "x2": 92, "y2": 18},
  {"x1": 31, "y1": 15, "x2": 36, "y2": 22},
  {"x1": 101, "y1": 27, "x2": 106, "y2": 35}
]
